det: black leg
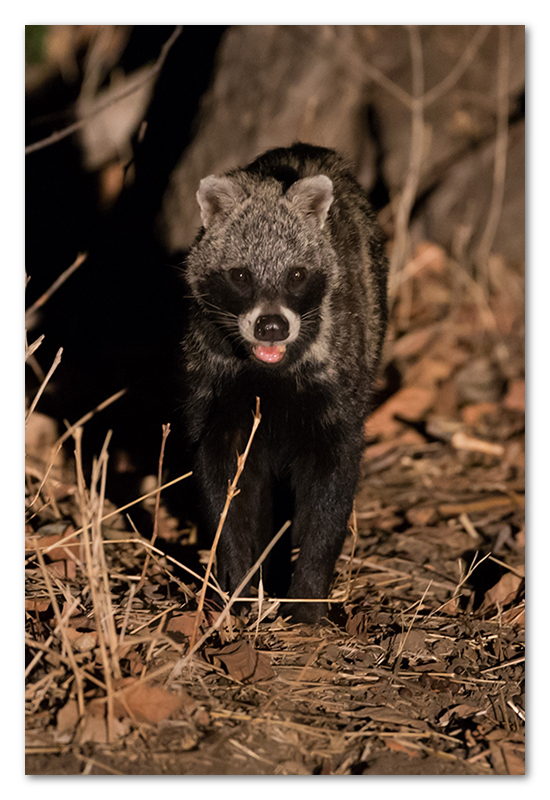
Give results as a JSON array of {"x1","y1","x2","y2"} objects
[
  {"x1": 194, "y1": 427, "x2": 272, "y2": 595},
  {"x1": 285, "y1": 444, "x2": 361, "y2": 622}
]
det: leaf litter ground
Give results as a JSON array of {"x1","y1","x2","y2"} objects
[{"x1": 25, "y1": 244, "x2": 525, "y2": 775}]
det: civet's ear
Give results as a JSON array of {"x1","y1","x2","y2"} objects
[
  {"x1": 196, "y1": 176, "x2": 244, "y2": 228},
  {"x1": 286, "y1": 175, "x2": 334, "y2": 229}
]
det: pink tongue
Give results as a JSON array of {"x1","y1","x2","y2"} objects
[{"x1": 254, "y1": 345, "x2": 285, "y2": 363}]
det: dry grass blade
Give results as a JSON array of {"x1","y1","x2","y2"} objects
[
  {"x1": 26, "y1": 469, "x2": 192, "y2": 561},
  {"x1": 25, "y1": 593, "x2": 81, "y2": 679},
  {"x1": 189, "y1": 397, "x2": 262, "y2": 651},
  {"x1": 25, "y1": 347, "x2": 62, "y2": 424},
  {"x1": 73, "y1": 427, "x2": 119, "y2": 740},
  {"x1": 136, "y1": 423, "x2": 170, "y2": 593},
  {"x1": 394, "y1": 581, "x2": 432, "y2": 667},
  {"x1": 25, "y1": 333, "x2": 44, "y2": 362},
  {"x1": 33, "y1": 545, "x2": 85, "y2": 715},
  {"x1": 344, "y1": 504, "x2": 358, "y2": 603},
  {"x1": 90, "y1": 432, "x2": 121, "y2": 680},
  {"x1": 167, "y1": 519, "x2": 292, "y2": 684},
  {"x1": 25, "y1": 252, "x2": 87, "y2": 326},
  {"x1": 27, "y1": 387, "x2": 127, "y2": 510},
  {"x1": 107, "y1": 537, "x2": 224, "y2": 599}
]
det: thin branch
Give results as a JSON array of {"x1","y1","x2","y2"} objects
[
  {"x1": 422, "y1": 26, "x2": 492, "y2": 108},
  {"x1": 389, "y1": 25, "x2": 425, "y2": 294},
  {"x1": 340, "y1": 43, "x2": 414, "y2": 110},
  {"x1": 476, "y1": 25, "x2": 511, "y2": 284},
  {"x1": 25, "y1": 26, "x2": 182, "y2": 155}
]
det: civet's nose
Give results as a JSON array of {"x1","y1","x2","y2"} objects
[{"x1": 254, "y1": 314, "x2": 290, "y2": 342}]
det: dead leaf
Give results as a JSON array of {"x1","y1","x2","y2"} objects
[
  {"x1": 166, "y1": 611, "x2": 206, "y2": 638},
  {"x1": 43, "y1": 560, "x2": 77, "y2": 579},
  {"x1": 405, "y1": 358, "x2": 454, "y2": 390},
  {"x1": 391, "y1": 327, "x2": 436, "y2": 360},
  {"x1": 504, "y1": 380, "x2": 525, "y2": 412},
  {"x1": 25, "y1": 598, "x2": 51, "y2": 614},
  {"x1": 54, "y1": 698, "x2": 80, "y2": 743},
  {"x1": 500, "y1": 604, "x2": 525, "y2": 627},
  {"x1": 123, "y1": 646, "x2": 145, "y2": 676},
  {"x1": 500, "y1": 742, "x2": 525, "y2": 775},
  {"x1": 206, "y1": 640, "x2": 274, "y2": 682},
  {"x1": 405, "y1": 506, "x2": 438, "y2": 527},
  {"x1": 204, "y1": 609, "x2": 236, "y2": 642},
  {"x1": 414, "y1": 241, "x2": 447, "y2": 275},
  {"x1": 113, "y1": 677, "x2": 182, "y2": 723},
  {"x1": 478, "y1": 572, "x2": 523, "y2": 615},
  {"x1": 362, "y1": 707, "x2": 427, "y2": 728},
  {"x1": 346, "y1": 609, "x2": 369, "y2": 642},
  {"x1": 363, "y1": 430, "x2": 426, "y2": 463},
  {"x1": 438, "y1": 703, "x2": 479, "y2": 726},
  {"x1": 71, "y1": 631, "x2": 98, "y2": 652},
  {"x1": 489, "y1": 741, "x2": 524, "y2": 775},
  {"x1": 516, "y1": 526, "x2": 525, "y2": 547},
  {"x1": 152, "y1": 721, "x2": 200, "y2": 752},
  {"x1": 27, "y1": 529, "x2": 80, "y2": 561},
  {"x1": 455, "y1": 358, "x2": 506, "y2": 405},
  {"x1": 367, "y1": 386, "x2": 434, "y2": 438},
  {"x1": 432, "y1": 378, "x2": 459, "y2": 419},
  {"x1": 461, "y1": 403, "x2": 500, "y2": 426},
  {"x1": 274, "y1": 760, "x2": 310, "y2": 775},
  {"x1": 385, "y1": 738, "x2": 420, "y2": 757},
  {"x1": 77, "y1": 698, "x2": 108, "y2": 744}
]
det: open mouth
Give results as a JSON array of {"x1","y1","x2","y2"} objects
[{"x1": 252, "y1": 344, "x2": 287, "y2": 364}]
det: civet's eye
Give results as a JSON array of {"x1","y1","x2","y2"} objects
[
  {"x1": 288, "y1": 267, "x2": 307, "y2": 283},
  {"x1": 229, "y1": 268, "x2": 250, "y2": 283}
]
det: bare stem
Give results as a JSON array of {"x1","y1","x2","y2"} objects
[
  {"x1": 25, "y1": 469, "x2": 193, "y2": 561},
  {"x1": 136, "y1": 423, "x2": 171, "y2": 592},
  {"x1": 25, "y1": 347, "x2": 63, "y2": 424},
  {"x1": 189, "y1": 397, "x2": 262, "y2": 651}
]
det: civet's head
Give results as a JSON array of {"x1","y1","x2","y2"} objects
[{"x1": 186, "y1": 172, "x2": 336, "y2": 367}]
